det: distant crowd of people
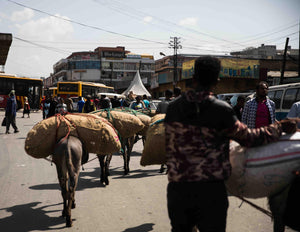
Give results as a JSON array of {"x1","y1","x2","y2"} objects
[{"x1": 2, "y1": 57, "x2": 300, "y2": 231}]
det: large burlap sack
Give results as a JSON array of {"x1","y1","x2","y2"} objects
[
  {"x1": 25, "y1": 114, "x2": 121, "y2": 158},
  {"x1": 112, "y1": 108, "x2": 151, "y2": 136},
  {"x1": 90, "y1": 110, "x2": 144, "y2": 138},
  {"x1": 226, "y1": 132, "x2": 300, "y2": 198},
  {"x1": 135, "y1": 114, "x2": 151, "y2": 136},
  {"x1": 140, "y1": 114, "x2": 166, "y2": 166}
]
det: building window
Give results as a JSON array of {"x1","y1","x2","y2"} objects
[{"x1": 69, "y1": 61, "x2": 100, "y2": 70}]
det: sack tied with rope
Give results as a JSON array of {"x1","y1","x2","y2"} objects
[
  {"x1": 140, "y1": 114, "x2": 166, "y2": 166},
  {"x1": 103, "y1": 107, "x2": 151, "y2": 137},
  {"x1": 25, "y1": 113, "x2": 121, "y2": 159},
  {"x1": 89, "y1": 109, "x2": 145, "y2": 138}
]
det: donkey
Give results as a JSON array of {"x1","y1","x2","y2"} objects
[
  {"x1": 52, "y1": 135, "x2": 88, "y2": 227},
  {"x1": 226, "y1": 132, "x2": 300, "y2": 232}
]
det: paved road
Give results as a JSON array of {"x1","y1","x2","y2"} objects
[{"x1": 0, "y1": 110, "x2": 294, "y2": 231}]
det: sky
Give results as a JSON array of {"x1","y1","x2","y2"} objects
[{"x1": 0, "y1": 0, "x2": 299, "y2": 78}]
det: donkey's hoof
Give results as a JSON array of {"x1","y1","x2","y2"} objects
[
  {"x1": 66, "y1": 221, "x2": 73, "y2": 227},
  {"x1": 66, "y1": 216, "x2": 72, "y2": 227}
]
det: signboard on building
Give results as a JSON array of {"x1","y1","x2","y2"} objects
[
  {"x1": 219, "y1": 58, "x2": 260, "y2": 79},
  {"x1": 102, "y1": 51, "x2": 125, "y2": 58},
  {"x1": 181, "y1": 58, "x2": 260, "y2": 80},
  {"x1": 182, "y1": 59, "x2": 195, "y2": 79}
]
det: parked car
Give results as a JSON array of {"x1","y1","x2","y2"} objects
[
  {"x1": 217, "y1": 92, "x2": 253, "y2": 106},
  {"x1": 216, "y1": 93, "x2": 236, "y2": 104},
  {"x1": 229, "y1": 92, "x2": 253, "y2": 107}
]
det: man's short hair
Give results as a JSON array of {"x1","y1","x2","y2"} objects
[
  {"x1": 174, "y1": 87, "x2": 181, "y2": 97},
  {"x1": 165, "y1": 89, "x2": 173, "y2": 98},
  {"x1": 193, "y1": 56, "x2": 221, "y2": 87},
  {"x1": 256, "y1": 81, "x2": 268, "y2": 90}
]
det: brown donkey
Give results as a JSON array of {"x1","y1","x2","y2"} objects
[{"x1": 52, "y1": 135, "x2": 88, "y2": 227}]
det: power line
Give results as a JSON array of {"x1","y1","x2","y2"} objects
[
  {"x1": 14, "y1": 37, "x2": 71, "y2": 54},
  {"x1": 7, "y1": 0, "x2": 167, "y2": 46}
]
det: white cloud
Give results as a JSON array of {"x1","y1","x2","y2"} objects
[
  {"x1": 143, "y1": 16, "x2": 153, "y2": 23},
  {"x1": 11, "y1": 8, "x2": 34, "y2": 22},
  {"x1": 15, "y1": 14, "x2": 74, "y2": 41},
  {"x1": 178, "y1": 17, "x2": 198, "y2": 26},
  {"x1": 5, "y1": 14, "x2": 75, "y2": 77}
]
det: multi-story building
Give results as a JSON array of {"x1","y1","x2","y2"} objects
[
  {"x1": 152, "y1": 54, "x2": 198, "y2": 98},
  {"x1": 231, "y1": 44, "x2": 299, "y2": 60},
  {"x1": 46, "y1": 46, "x2": 155, "y2": 93}
]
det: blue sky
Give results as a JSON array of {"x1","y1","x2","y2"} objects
[{"x1": 0, "y1": 0, "x2": 299, "y2": 78}]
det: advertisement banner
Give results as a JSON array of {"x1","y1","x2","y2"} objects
[
  {"x1": 219, "y1": 58, "x2": 260, "y2": 79},
  {"x1": 181, "y1": 58, "x2": 260, "y2": 80},
  {"x1": 182, "y1": 59, "x2": 195, "y2": 79}
]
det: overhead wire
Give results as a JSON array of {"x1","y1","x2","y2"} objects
[
  {"x1": 7, "y1": 0, "x2": 299, "y2": 56},
  {"x1": 7, "y1": 0, "x2": 168, "y2": 46}
]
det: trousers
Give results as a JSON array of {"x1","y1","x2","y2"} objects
[
  {"x1": 6, "y1": 115, "x2": 18, "y2": 132},
  {"x1": 167, "y1": 181, "x2": 228, "y2": 232}
]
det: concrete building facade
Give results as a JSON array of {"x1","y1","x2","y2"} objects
[{"x1": 45, "y1": 46, "x2": 155, "y2": 93}]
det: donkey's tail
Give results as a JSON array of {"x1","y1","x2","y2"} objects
[{"x1": 65, "y1": 141, "x2": 76, "y2": 183}]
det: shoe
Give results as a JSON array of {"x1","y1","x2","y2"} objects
[
  {"x1": 5, "y1": 131, "x2": 10, "y2": 134},
  {"x1": 14, "y1": 130, "x2": 19, "y2": 133}
]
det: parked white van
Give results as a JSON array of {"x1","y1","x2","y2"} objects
[{"x1": 267, "y1": 83, "x2": 300, "y2": 120}]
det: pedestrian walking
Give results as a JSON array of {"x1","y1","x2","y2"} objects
[
  {"x1": 164, "y1": 56, "x2": 296, "y2": 232},
  {"x1": 82, "y1": 95, "x2": 96, "y2": 113},
  {"x1": 5, "y1": 90, "x2": 19, "y2": 134},
  {"x1": 99, "y1": 95, "x2": 111, "y2": 109},
  {"x1": 55, "y1": 98, "x2": 68, "y2": 114},
  {"x1": 22, "y1": 97, "x2": 30, "y2": 118},
  {"x1": 156, "y1": 89, "x2": 173, "y2": 114},
  {"x1": 77, "y1": 96, "x2": 85, "y2": 113},
  {"x1": 64, "y1": 95, "x2": 73, "y2": 112},
  {"x1": 47, "y1": 96, "x2": 58, "y2": 118}
]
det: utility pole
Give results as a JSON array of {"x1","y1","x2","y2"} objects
[
  {"x1": 110, "y1": 62, "x2": 113, "y2": 87},
  {"x1": 169, "y1": 37, "x2": 182, "y2": 88},
  {"x1": 280, "y1": 37, "x2": 289, "y2": 84}
]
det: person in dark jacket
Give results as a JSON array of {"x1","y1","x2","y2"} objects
[
  {"x1": 99, "y1": 95, "x2": 111, "y2": 109},
  {"x1": 164, "y1": 56, "x2": 296, "y2": 232},
  {"x1": 82, "y1": 95, "x2": 96, "y2": 113},
  {"x1": 46, "y1": 95, "x2": 58, "y2": 118},
  {"x1": 5, "y1": 90, "x2": 19, "y2": 134},
  {"x1": 233, "y1": 95, "x2": 245, "y2": 121}
]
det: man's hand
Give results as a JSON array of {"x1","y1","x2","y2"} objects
[{"x1": 280, "y1": 118, "x2": 298, "y2": 134}]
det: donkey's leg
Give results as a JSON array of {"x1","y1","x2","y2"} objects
[
  {"x1": 66, "y1": 173, "x2": 79, "y2": 227},
  {"x1": 124, "y1": 136, "x2": 135, "y2": 175},
  {"x1": 121, "y1": 138, "x2": 129, "y2": 175},
  {"x1": 55, "y1": 164, "x2": 68, "y2": 218},
  {"x1": 105, "y1": 153, "x2": 112, "y2": 176},
  {"x1": 142, "y1": 136, "x2": 146, "y2": 146},
  {"x1": 269, "y1": 186, "x2": 290, "y2": 232},
  {"x1": 97, "y1": 154, "x2": 106, "y2": 184},
  {"x1": 103, "y1": 154, "x2": 112, "y2": 185}
]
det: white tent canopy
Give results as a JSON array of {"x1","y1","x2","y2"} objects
[{"x1": 122, "y1": 70, "x2": 151, "y2": 97}]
